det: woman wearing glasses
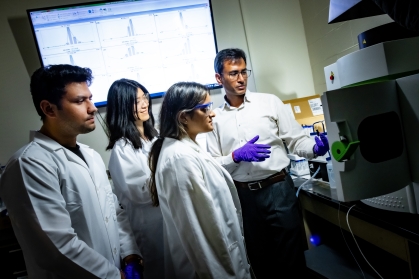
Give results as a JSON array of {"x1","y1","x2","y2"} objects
[
  {"x1": 106, "y1": 79, "x2": 164, "y2": 279},
  {"x1": 148, "y1": 82, "x2": 251, "y2": 279}
]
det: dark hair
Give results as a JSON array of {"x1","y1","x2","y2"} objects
[
  {"x1": 149, "y1": 82, "x2": 209, "y2": 206},
  {"x1": 214, "y1": 48, "x2": 247, "y2": 74},
  {"x1": 106, "y1": 79, "x2": 158, "y2": 150},
  {"x1": 30, "y1": 64, "x2": 93, "y2": 120}
]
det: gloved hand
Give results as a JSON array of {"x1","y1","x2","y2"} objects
[
  {"x1": 233, "y1": 135, "x2": 271, "y2": 162},
  {"x1": 313, "y1": 133, "x2": 329, "y2": 156},
  {"x1": 123, "y1": 261, "x2": 143, "y2": 279}
]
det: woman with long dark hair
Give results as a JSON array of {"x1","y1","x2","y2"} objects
[
  {"x1": 106, "y1": 78, "x2": 164, "y2": 279},
  {"x1": 148, "y1": 82, "x2": 251, "y2": 279}
]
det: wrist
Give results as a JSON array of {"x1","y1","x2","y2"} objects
[
  {"x1": 232, "y1": 151, "x2": 239, "y2": 163},
  {"x1": 123, "y1": 254, "x2": 141, "y2": 265},
  {"x1": 313, "y1": 145, "x2": 318, "y2": 158}
]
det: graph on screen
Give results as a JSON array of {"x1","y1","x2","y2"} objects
[{"x1": 28, "y1": 0, "x2": 219, "y2": 106}]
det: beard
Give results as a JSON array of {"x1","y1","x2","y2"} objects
[
  {"x1": 60, "y1": 117, "x2": 96, "y2": 136},
  {"x1": 79, "y1": 124, "x2": 96, "y2": 134}
]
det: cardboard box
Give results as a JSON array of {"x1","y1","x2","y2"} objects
[{"x1": 283, "y1": 95, "x2": 325, "y2": 132}]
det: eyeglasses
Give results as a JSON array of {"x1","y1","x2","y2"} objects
[
  {"x1": 223, "y1": 69, "x2": 252, "y2": 81},
  {"x1": 193, "y1": 102, "x2": 213, "y2": 115},
  {"x1": 137, "y1": 93, "x2": 149, "y2": 105}
]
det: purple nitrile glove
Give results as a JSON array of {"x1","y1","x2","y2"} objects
[
  {"x1": 123, "y1": 261, "x2": 143, "y2": 279},
  {"x1": 233, "y1": 135, "x2": 271, "y2": 162},
  {"x1": 313, "y1": 133, "x2": 329, "y2": 156}
]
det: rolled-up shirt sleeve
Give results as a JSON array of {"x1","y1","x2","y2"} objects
[{"x1": 274, "y1": 97, "x2": 316, "y2": 159}]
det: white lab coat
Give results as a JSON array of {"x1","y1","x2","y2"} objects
[
  {"x1": 0, "y1": 132, "x2": 140, "y2": 279},
  {"x1": 156, "y1": 136, "x2": 251, "y2": 279},
  {"x1": 109, "y1": 138, "x2": 164, "y2": 279}
]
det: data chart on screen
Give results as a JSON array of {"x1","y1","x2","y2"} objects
[{"x1": 28, "y1": 0, "x2": 219, "y2": 105}]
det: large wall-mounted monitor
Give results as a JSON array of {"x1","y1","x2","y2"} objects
[
  {"x1": 27, "y1": 0, "x2": 221, "y2": 107},
  {"x1": 328, "y1": 0, "x2": 384, "y2": 24}
]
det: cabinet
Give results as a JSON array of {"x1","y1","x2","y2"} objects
[
  {"x1": 0, "y1": 215, "x2": 27, "y2": 279},
  {"x1": 295, "y1": 178, "x2": 419, "y2": 278}
]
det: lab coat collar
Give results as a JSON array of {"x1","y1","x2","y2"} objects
[
  {"x1": 141, "y1": 137, "x2": 156, "y2": 154},
  {"x1": 179, "y1": 136, "x2": 203, "y2": 153},
  {"x1": 222, "y1": 90, "x2": 252, "y2": 111},
  {"x1": 180, "y1": 135, "x2": 225, "y2": 174},
  {"x1": 33, "y1": 131, "x2": 69, "y2": 152},
  {"x1": 33, "y1": 131, "x2": 94, "y2": 171}
]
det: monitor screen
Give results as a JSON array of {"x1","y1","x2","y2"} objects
[{"x1": 27, "y1": 0, "x2": 221, "y2": 106}]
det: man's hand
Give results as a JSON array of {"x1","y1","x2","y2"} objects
[
  {"x1": 313, "y1": 133, "x2": 329, "y2": 156},
  {"x1": 123, "y1": 255, "x2": 143, "y2": 279},
  {"x1": 233, "y1": 135, "x2": 271, "y2": 162},
  {"x1": 123, "y1": 262, "x2": 142, "y2": 279}
]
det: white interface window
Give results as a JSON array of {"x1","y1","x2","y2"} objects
[{"x1": 29, "y1": 0, "x2": 218, "y2": 105}]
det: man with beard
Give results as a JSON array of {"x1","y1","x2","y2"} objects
[
  {"x1": 0, "y1": 65, "x2": 142, "y2": 279},
  {"x1": 207, "y1": 48, "x2": 329, "y2": 278}
]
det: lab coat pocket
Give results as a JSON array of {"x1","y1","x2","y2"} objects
[{"x1": 228, "y1": 241, "x2": 244, "y2": 273}]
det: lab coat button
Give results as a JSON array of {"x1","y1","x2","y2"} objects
[
  {"x1": 113, "y1": 247, "x2": 117, "y2": 254},
  {"x1": 105, "y1": 217, "x2": 108, "y2": 223}
]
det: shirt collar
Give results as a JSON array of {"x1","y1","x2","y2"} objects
[{"x1": 222, "y1": 90, "x2": 253, "y2": 110}]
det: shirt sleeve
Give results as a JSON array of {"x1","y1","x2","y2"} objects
[
  {"x1": 158, "y1": 154, "x2": 238, "y2": 278},
  {"x1": 0, "y1": 157, "x2": 120, "y2": 279},
  {"x1": 274, "y1": 96, "x2": 316, "y2": 159},
  {"x1": 109, "y1": 142, "x2": 151, "y2": 205},
  {"x1": 206, "y1": 128, "x2": 239, "y2": 173}
]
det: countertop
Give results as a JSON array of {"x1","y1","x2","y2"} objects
[{"x1": 293, "y1": 177, "x2": 419, "y2": 244}]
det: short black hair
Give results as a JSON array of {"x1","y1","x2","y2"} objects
[
  {"x1": 214, "y1": 48, "x2": 247, "y2": 74},
  {"x1": 30, "y1": 64, "x2": 93, "y2": 120}
]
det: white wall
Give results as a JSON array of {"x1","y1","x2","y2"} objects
[
  {"x1": 239, "y1": 0, "x2": 315, "y2": 100},
  {"x1": 0, "y1": 0, "x2": 314, "y2": 168}
]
